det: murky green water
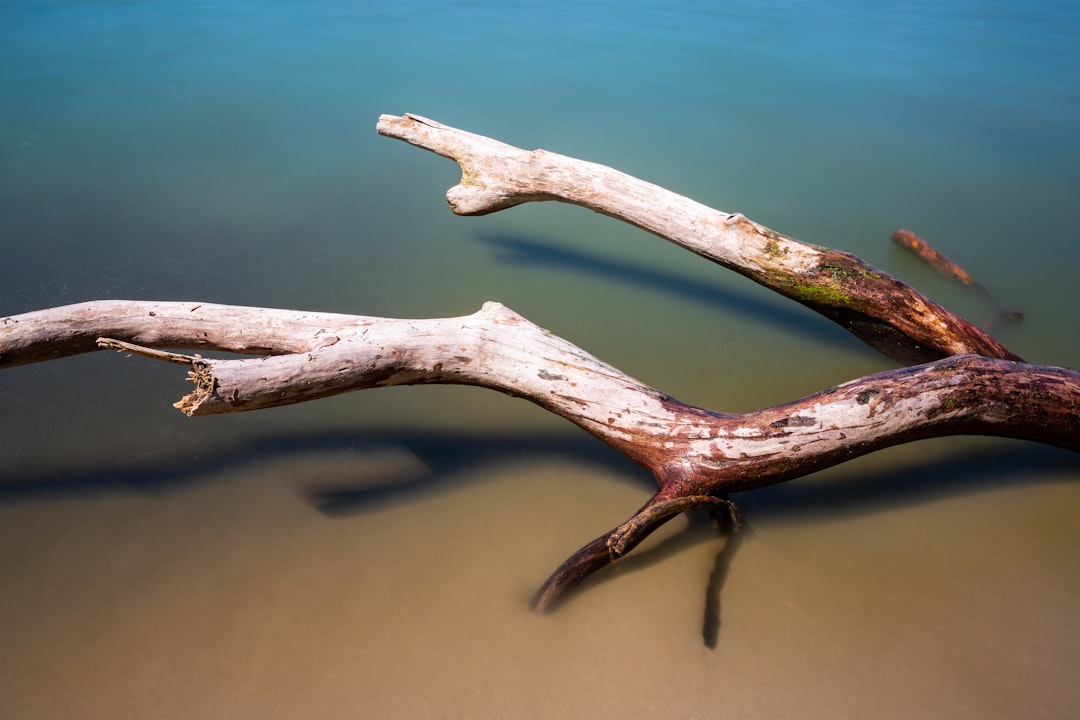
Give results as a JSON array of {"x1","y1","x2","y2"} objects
[{"x1": 2, "y1": 1, "x2": 1078, "y2": 717}]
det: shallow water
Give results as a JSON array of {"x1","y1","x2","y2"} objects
[{"x1": 2, "y1": 1, "x2": 1078, "y2": 717}]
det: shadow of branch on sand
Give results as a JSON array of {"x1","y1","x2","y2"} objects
[
  {"x1": 0, "y1": 428, "x2": 649, "y2": 508},
  {"x1": 2, "y1": 423, "x2": 1072, "y2": 651}
]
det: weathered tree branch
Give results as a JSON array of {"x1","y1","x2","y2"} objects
[
  {"x1": 3, "y1": 115, "x2": 1075, "y2": 611},
  {"x1": 892, "y1": 228, "x2": 1024, "y2": 331},
  {"x1": 2, "y1": 300, "x2": 1077, "y2": 608},
  {"x1": 376, "y1": 113, "x2": 1019, "y2": 365}
]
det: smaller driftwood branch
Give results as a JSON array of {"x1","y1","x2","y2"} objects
[
  {"x1": 892, "y1": 228, "x2": 1024, "y2": 330},
  {"x1": 376, "y1": 113, "x2": 1019, "y2": 365},
  {"x1": 3, "y1": 300, "x2": 1077, "y2": 608},
  {"x1": 1, "y1": 116, "x2": 1071, "y2": 612}
]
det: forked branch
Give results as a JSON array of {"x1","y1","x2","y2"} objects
[
  {"x1": 2, "y1": 115, "x2": 1074, "y2": 610},
  {"x1": 2, "y1": 300, "x2": 1076, "y2": 608}
]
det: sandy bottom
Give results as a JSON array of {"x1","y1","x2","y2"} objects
[{"x1": 1, "y1": 426, "x2": 1078, "y2": 719}]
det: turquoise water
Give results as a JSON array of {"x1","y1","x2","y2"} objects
[{"x1": 2, "y1": 2, "x2": 1078, "y2": 717}]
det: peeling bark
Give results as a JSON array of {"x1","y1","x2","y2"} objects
[
  {"x1": 377, "y1": 113, "x2": 1019, "y2": 364},
  {"x1": 1, "y1": 115, "x2": 1075, "y2": 610},
  {"x1": 2, "y1": 300, "x2": 1076, "y2": 609}
]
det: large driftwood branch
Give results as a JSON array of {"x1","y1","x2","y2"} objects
[
  {"x1": 376, "y1": 113, "x2": 1019, "y2": 365},
  {"x1": 3, "y1": 300, "x2": 1077, "y2": 609},
  {"x1": 3, "y1": 115, "x2": 1074, "y2": 610}
]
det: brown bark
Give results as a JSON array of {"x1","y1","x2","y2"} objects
[
  {"x1": 892, "y1": 228, "x2": 1024, "y2": 328},
  {"x1": 377, "y1": 113, "x2": 1020, "y2": 365},
  {"x1": 2, "y1": 300, "x2": 1077, "y2": 609},
  {"x1": 891, "y1": 229, "x2": 984, "y2": 290},
  {"x1": 1, "y1": 115, "x2": 1075, "y2": 610}
]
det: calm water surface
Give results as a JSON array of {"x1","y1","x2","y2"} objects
[{"x1": 2, "y1": 1, "x2": 1078, "y2": 717}]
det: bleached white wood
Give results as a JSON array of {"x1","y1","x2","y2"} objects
[
  {"x1": 2, "y1": 116, "x2": 1074, "y2": 608},
  {"x1": 376, "y1": 113, "x2": 1018, "y2": 363}
]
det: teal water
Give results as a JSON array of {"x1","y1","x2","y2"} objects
[{"x1": 2, "y1": 2, "x2": 1078, "y2": 717}]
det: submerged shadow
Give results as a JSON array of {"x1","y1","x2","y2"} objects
[
  {"x1": 523, "y1": 444, "x2": 1075, "y2": 564},
  {"x1": 734, "y1": 443, "x2": 1078, "y2": 524},
  {"x1": 12, "y1": 432, "x2": 1066, "y2": 520},
  {"x1": 702, "y1": 510, "x2": 748, "y2": 650},
  {"x1": 0, "y1": 427, "x2": 652, "y2": 509},
  {"x1": 302, "y1": 429, "x2": 654, "y2": 516},
  {"x1": 478, "y1": 233, "x2": 871, "y2": 352},
  {"x1": 3, "y1": 429, "x2": 1073, "y2": 534},
  {"x1": 529, "y1": 442, "x2": 1074, "y2": 647},
  {"x1": 3, "y1": 423, "x2": 1073, "y2": 651}
]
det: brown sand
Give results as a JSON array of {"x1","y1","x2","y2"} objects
[{"x1": 1, "y1": 427, "x2": 1077, "y2": 719}]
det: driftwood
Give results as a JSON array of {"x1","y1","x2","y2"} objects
[
  {"x1": 376, "y1": 114, "x2": 1020, "y2": 365},
  {"x1": 892, "y1": 228, "x2": 1024, "y2": 330},
  {"x1": 2, "y1": 115, "x2": 1077, "y2": 611}
]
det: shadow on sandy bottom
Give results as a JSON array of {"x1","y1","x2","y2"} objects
[
  {"x1": 2, "y1": 428, "x2": 1073, "y2": 649},
  {"x1": 0, "y1": 429, "x2": 1073, "y2": 524},
  {"x1": 735, "y1": 442, "x2": 1078, "y2": 524},
  {"x1": 0, "y1": 428, "x2": 647, "y2": 507}
]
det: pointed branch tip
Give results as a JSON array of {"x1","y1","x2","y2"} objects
[{"x1": 97, "y1": 338, "x2": 196, "y2": 366}]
